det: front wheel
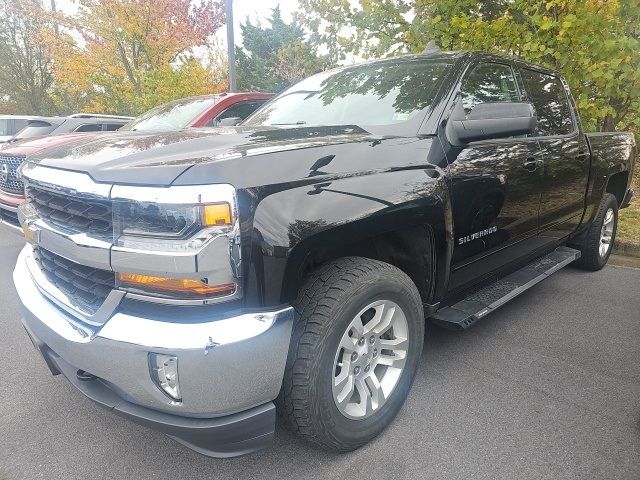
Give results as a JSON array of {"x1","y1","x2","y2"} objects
[
  {"x1": 278, "y1": 257, "x2": 425, "y2": 452},
  {"x1": 574, "y1": 193, "x2": 618, "y2": 271}
]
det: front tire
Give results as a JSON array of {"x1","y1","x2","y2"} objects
[
  {"x1": 574, "y1": 193, "x2": 618, "y2": 271},
  {"x1": 278, "y1": 257, "x2": 424, "y2": 452}
]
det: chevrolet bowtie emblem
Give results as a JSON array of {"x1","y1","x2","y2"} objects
[{"x1": 22, "y1": 222, "x2": 40, "y2": 245}]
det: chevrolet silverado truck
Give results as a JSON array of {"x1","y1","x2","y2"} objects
[
  {"x1": 13, "y1": 51, "x2": 636, "y2": 457},
  {"x1": 0, "y1": 93, "x2": 272, "y2": 231}
]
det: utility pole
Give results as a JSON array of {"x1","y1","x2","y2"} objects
[
  {"x1": 50, "y1": 0, "x2": 59, "y2": 35},
  {"x1": 225, "y1": 0, "x2": 237, "y2": 92}
]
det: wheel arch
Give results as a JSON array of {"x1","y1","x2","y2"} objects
[
  {"x1": 245, "y1": 170, "x2": 453, "y2": 308},
  {"x1": 280, "y1": 223, "x2": 439, "y2": 306},
  {"x1": 605, "y1": 171, "x2": 630, "y2": 207}
]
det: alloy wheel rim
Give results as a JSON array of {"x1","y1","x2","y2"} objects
[
  {"x1": 599, "y1": 208, "x2": 615, "y2": 258},
  {"x1": 331, "y1": 299, "x2": 409, "y2": 420}
]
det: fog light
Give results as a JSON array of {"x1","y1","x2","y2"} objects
[{"x1": 149, "y1": 353, "x2": 181, "y2": 402}]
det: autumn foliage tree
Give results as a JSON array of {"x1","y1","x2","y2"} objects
[
  {"x1": 50, "y1": 0, "x2": 227, "y2": 115},
  {"x1": 298, "y1": 0, "x2": 640, "y2": 132}
]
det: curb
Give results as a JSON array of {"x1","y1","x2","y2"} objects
[{"x1": 613, "y1": 239, "x2": 640, "y2": 258}]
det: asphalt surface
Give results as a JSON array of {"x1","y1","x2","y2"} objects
[{"x1": 1, "y1": 228, "x2": 639, "y2": 480}]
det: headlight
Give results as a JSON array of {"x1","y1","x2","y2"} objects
[
  {"x1": 110, "y1": 184, "x2": 240, "y2": 301},
  {"x1": 113, "y1": 200, "x2": 233, "y2": 251},
  {"x1": 111, "y1": 184, "x2": 236, "y2": 252}
]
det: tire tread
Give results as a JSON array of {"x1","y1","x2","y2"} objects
[
  {"x1": 277, "y1": 256, "x2": 422, "y2": 451},
  {"x1": 574, "y1": 193, "x2": 618, "y2": 271}
]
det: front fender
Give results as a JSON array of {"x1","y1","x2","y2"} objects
[{"x1": 244, "y1": 168, "x2": 452, "y2": 307}]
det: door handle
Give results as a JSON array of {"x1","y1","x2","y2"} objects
[{"x1": 523, "y1": 158, "x2": 541, "y2": 172}]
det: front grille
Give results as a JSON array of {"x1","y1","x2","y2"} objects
[
  {"x1": 0, "y1": 155, "x2": 26, "y2": 194},
  {"x1": 33, "y1": 247, "x2": 115, "y2": 315},
  {"x1": 26, "y1": 186, "x2": 113, "y2": 238},
  {"x1": 0, "y1": 207, "x2": 19, "y2": 228}
]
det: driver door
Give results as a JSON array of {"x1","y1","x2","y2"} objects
[{"x1": 446, "y1": 61, "x2": 544, "y2": 291}]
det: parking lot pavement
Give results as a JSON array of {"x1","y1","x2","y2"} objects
[{"x1": 1, "y1": 226, "x2": 639, "y2": 480}]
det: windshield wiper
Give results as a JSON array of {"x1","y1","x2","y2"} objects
[{"x1": 271, "y1": 121, "x2": 307, "y2": 126}]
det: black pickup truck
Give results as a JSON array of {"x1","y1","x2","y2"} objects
[{"x1": 13, "y1": 50, "x2": 635, "y2": 457}]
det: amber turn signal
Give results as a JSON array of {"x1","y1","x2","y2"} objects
[
  {"x1": 202, "y1": 202, "x2": 232, "y2": 226},
  {"x1": 118, "y1": 273, "x2": 236, "y2": 297}
]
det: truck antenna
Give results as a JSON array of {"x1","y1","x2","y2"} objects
[{"x1": 422, "y1": 40, "x2": 440, "y2": 54}]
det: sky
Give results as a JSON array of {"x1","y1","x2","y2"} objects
[{"x1": 226, "y1": 0, "x2": 298, "y2": 45}]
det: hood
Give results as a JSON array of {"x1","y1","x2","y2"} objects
[
  {"x1": 27, "y1": 126, "x2": 376, "y2": 186},
  {"x1": 0, "y1": 132, "x2": 106, "y2": 156}
]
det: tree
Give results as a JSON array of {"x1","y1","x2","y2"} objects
[
  {"x1": 297, "y1": 0, "x2": 640, "y2": 132},
  {"x1": 0, "y1": 0, "x2": 55, "y2": 114},
  {"x1": 236, "y1": 6, "x2": 330, "y2": 93},
  {"x1": 50, "y1": 0, "x2": 227, "y2": 115}
]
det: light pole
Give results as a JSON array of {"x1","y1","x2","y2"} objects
[
  {"x1": 225, "y1": 0, "x2": 237, "y2": 92},
  {"x1": 50, "y1": 0, "x2": 59, "y2": 34}
]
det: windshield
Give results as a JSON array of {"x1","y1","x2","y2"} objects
[
  {"x1": 121, "y1": 96, "x2": 220, "y2": 132},
  {"x1": 244, "y1": 59, "x2": 452, "y2": 133}
]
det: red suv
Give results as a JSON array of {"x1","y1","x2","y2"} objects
[{"x1": 0, "y1": 92, "x2": 273, "y2": 230}]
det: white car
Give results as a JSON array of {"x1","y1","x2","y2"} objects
[{"x1": 0, "y1": 115, "x2": 41, "y2": 144}]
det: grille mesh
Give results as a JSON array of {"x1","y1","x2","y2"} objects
[
  {"x1": 27, "y1": 186, "x2": 113, "y2": 238},
  {"x1": 0, "y1": 155, "x2": 26, "y2": 194},
  {"x1": 33, "y1": 247, "x2": 115, "y2": 315}
]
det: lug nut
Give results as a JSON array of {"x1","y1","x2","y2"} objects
[
  {"x1": 373, "y1": 349, "x2": 378, "y2": 358},
  {"x1": 354, "y1": 366, "x2": 361, "y2": 375},
  {"x1": 358, "y1": 337, "x2": 365, "y2": 346},
  {"x1": 365, "y1": 365, "x2": 370, "y2": 373},
  {"x1": 369, "y1": 336, "x2": 375, "y2": 345},
  {"x1": 351, "y1": 352, "x2": 358, "y2": 361}
]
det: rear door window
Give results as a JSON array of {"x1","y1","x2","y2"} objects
[
  {"x1": 520, "y1": 69, "x2": 574, "y2": 136},
  {"x1": 461, "y1": 63, "x2": 520, "y2": 116},
  {"x1": 74, "y1": 123, "x2": 103, "y2": 132},
  {"x1": 103, "y1": 122, "x2": 124, "y2": 131},
  {"x1": 209, "y1": 100, "x2": 268, "y2": 126}
]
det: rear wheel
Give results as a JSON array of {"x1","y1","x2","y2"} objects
[
  {"x1": 574, "y1": 193, "x2": 618, "y2": 271},
  {"x1": 278, "y1": 257, "x2": 424, "y2": 452}
]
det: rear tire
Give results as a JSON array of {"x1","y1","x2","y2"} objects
[
  {"x1": 278, "y1": 257, "x2": 424, "y2": 452},
  {"x1": 574, "y1": 193, "x2": 618, "y2": 271}
]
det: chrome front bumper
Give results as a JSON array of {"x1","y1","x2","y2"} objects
[{"x1": 13, "y1": 246, "x2": 294, "y2": 418}]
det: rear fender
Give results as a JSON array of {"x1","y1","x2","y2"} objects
[{"x1": 579, "y1": 133, "x2": 636, "y2": 229}]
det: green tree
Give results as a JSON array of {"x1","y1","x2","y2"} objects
[
  {"x1": 298, "y1": 0, "x2": 640, "y2": 132},
  {"x1": 0, "y1": 0, "x2": 55, "y2": 114},
  {"x1": 236, "y1": 6, "x2": 330, "y2": 92}
]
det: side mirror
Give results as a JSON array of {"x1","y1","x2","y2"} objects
[
  {"x1": 214, "y1": 116, "x2": 242, "y2": 127},
  {"x1": 447, "y1": 101, "x2": 537, "y2": 144}
]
